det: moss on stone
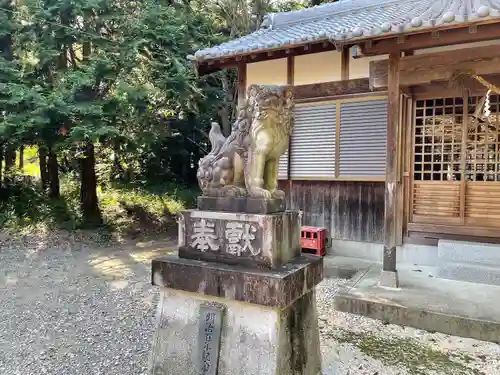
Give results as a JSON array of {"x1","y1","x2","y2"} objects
[{"x1": 334, "y1": 329, "x2": 480, "y2": 375}]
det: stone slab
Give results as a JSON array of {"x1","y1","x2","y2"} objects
[
  {"x1": 438, "y1": 239, "x2": 500, "y2": 267},
  {"x1": 333, "y1": 265, "x2": 500, "y2": 343},
  {"x1": 177, "y1": 209, "x2": 301, "y2": 269},
  {"x1": 152, "y1": 254, "x2": 323, "y2": 309},
  {"x1": 437, "y1": 262, "x2": 500, "y2": 286},
  {"x1": 197, "y1": 196, "x2": 286, "y2": 214},
  {"x1": 329, "y1": 239, "x2": 440, "y2": 267},
  {"x1": 149, "y1": 287, "x2": 322, "y2": 375}
]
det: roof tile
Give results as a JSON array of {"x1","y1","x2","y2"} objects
[{"x1": 192, "y1": 0, "x2": 500, "y2": 62}]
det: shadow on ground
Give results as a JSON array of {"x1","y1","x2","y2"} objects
[{"x1": 0, "y1": 236, "x2": 176, "y2": 375}]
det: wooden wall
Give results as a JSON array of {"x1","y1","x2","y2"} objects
[{"x1": 279, "y1": 180, "x2": 385, "y2": 243}]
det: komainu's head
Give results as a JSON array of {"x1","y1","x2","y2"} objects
[{"x1": 246, "y1": 84, "x2": 294, "y2": 123}]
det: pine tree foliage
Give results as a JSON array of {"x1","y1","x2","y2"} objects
[{"x1": 0, "y1": 0, "x2": 301, "y2": 225}]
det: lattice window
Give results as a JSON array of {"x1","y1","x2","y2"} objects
[
  {"x1": 414, "y1": 98, "x2": 464, "y2": 181},
  {"x1": 466, "y1": 94, "x2": 500, "y2": 182},
  {"x1": 414, "y1": 95, "x2": 500, "y2": 182}
]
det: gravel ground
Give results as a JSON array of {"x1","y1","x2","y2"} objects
[
  {"x1": 1, "y1": 231, "x2": 500, "y2": 375},
  {"x1": 0, "y1": 231, "x2": 168, "y2": 375}
]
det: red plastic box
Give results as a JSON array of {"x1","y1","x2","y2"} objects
[{"x1": 300, "y1": 226, "x2": 327, "y2": 256}]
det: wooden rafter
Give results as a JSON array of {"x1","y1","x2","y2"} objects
[{"x1": 370, "y1": 45, "x2": 500, "y2": 89}]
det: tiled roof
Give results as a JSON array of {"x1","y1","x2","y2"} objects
[{"x1": 191, "y1": 0, "x2": 500, "y2": 62}]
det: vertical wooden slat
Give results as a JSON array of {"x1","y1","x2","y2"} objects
[
  {"x1": 403, "y1": 97, "x2": 413, "y2": 237},
  {"x1": 289, "y1": 181, "x2": 385, "y2": 243},
  {"x1": 409, "y1": 100, "x2": 417, "y2": 224},
  {"x1": 396, "y1": 93, "x2": 405, "y2": 245},
  {"x1": 335, "y1": 102, "x2": 341, "y2": 177},
  {"x1": 460, "y1": 92, "x2": 468, "y2": 222},
  {"x1": 287, "y1": 56, "x2": 294, "y2": 206},
  {"x1": 237, "y1": 63, "x2": 247, "y2": 107},
  {"x1": 338, "y1": 48, "x2": 347, "y2": 178},
  {"x1": 287, "y1": 56, "x2": 294, "y2": 85},
  {"x1": 382, "y1": 52, "x2": 400, "y2": 287},
  {"x1": 341, "y1": 47, "x2": 350, "y2": 81}
]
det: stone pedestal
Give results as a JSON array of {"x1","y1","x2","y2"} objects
[
  {"x1": 150, "y1": 255, "x2": 323, "y2": 375},
  {"x1": 197, "y1": 196, "x2": 286, "y2": 214},
  {"x1": 150, "y1": 196, "x2": 323, "y2": 375}
]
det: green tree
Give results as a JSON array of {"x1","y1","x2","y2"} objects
[{"x1": 0, "y1": 0, "x2": 306, "y2": 229}]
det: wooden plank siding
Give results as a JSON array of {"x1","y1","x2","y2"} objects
[
  {"x1": 278, "y1": 180, "x2": 385, "y2": 243},
  {"x1": 273, "y1": 76, "x2": 389, "y2": 244},
  {"x1": 295, "y1": 78, "x2": 384, "y2": 102}
]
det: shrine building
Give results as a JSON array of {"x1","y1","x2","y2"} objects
[{"x1": 190, "y1": 0, "x2": 500, "y2": 287}]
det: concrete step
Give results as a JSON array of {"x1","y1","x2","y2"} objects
[
  {"x1": 437, "y1": 262, "x2": 500, "y2": 286},
  {"x1": 438, "y1": 239, "x2": 500, "y2": 267},
  {"x1": 333, "y1": 266, "x2": 500, "y2": 344}
]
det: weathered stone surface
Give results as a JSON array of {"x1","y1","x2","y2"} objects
[
  {"x1": 196, "y1": 84, "x2": 294, "y2": 200},
  {"x1": 151, "y1": 254, "x2": 323, "y2": 309},
  {"x1": 197, "y1": 196, "x2": 286, "y2": 214},
  {"x1": 149, "y1": 288, "x2": 322, "y2": 375},
  {"x1": 177, "y1": 209, "x2": 302, "y2": 269}
]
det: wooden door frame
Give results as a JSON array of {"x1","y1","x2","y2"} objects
[
  {"x1": 405, "y1": 91, "x2": 500, "y2": 240},
  {"x1": 402, "y1": 95, "x2": 414, "y2": 239}
]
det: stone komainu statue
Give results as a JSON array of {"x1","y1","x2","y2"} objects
[{"x1": 197, "y1": 84, "x2": 294, "y2": 199}]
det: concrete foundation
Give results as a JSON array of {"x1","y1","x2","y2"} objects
[
  {"x1": 150, "y1": 288, "x2": 322, "y2": 375},
  {"x1": 331, "y1": 238, "x2": 500, "y2": 287},
  {"x1": 329, "y1": 239, "x2": 439, "y2": 266},
  {"x1": 334, "y1": 263, "x2": 500, "y2": 343},
  {"x1": 436, "y1": 240, "x2": 500, "y2": 286}
]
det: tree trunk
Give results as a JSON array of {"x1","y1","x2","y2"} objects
[
  {"x1": 39, "y1": 146, "x2": 49, "y2": 190},
  {"x1": 80, "y1": 141, "x2": 101, "y2": 225},
  {"x1": 47, "y1": 148, "x2": 60, "y2": 198},
  {"x1": 0, "y1": 145, "x2": 3, "y2": 188},
  {"x1": 111, "y1": 139, "x2": 123, "y2": 180},
  {"x1": 4, "y1": 146, "x2": 16, "y2": 185},
  {"x1": 18, "y1": 146, "x2": 24, "y2": 170},
  {"x1": 4, "y1": 147, "x2": 16, "y2": 170}
]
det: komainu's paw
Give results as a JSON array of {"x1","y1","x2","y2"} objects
[
  {"x1": 221, "y1": 185, "x2": 247, "y2": 197},
  {"x1": 272, "y1": 189, "x2": 285, "y2": 199},
  {"x1": 248, "y1": 187, "x2": 272, "y2": 199}
]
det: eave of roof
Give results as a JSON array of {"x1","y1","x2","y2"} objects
[{"x1": 189, "y1": 0, "x2": 500, "y2": 66}]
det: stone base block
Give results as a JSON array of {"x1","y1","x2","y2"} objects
[
  {"x1": 197, "y1": 196, "x2": 286, "y2": 214},
  {"x1": 150, "y1": 288, "x2": 322, "y2": 375},
  {"x1": 178, "y1": 209, "x2": 302, "y2": 269},
  {"x1": 152, "y1": 254, "x2": 323, "y2": 308},
  {"x1": 379, "y1": 270, "x2": 399, "y2": 288}
]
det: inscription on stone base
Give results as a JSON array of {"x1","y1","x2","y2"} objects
[
  {"x1": 177, "y1": 210, "x2": 302, "y2": 269},
  {"x1": 198, "y1": 304, "x2": 224, "y2": 375},
  {"x1": 197, "y1": 196, "x2": 286, "y2": 214}
]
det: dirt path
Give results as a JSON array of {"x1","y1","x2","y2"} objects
[
  {"x1": 0, "y1": 235, "x2": 175, "y2": 375},
  {"x1": 1, "y1": 232, "x2": 499, "y2": 375}
]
